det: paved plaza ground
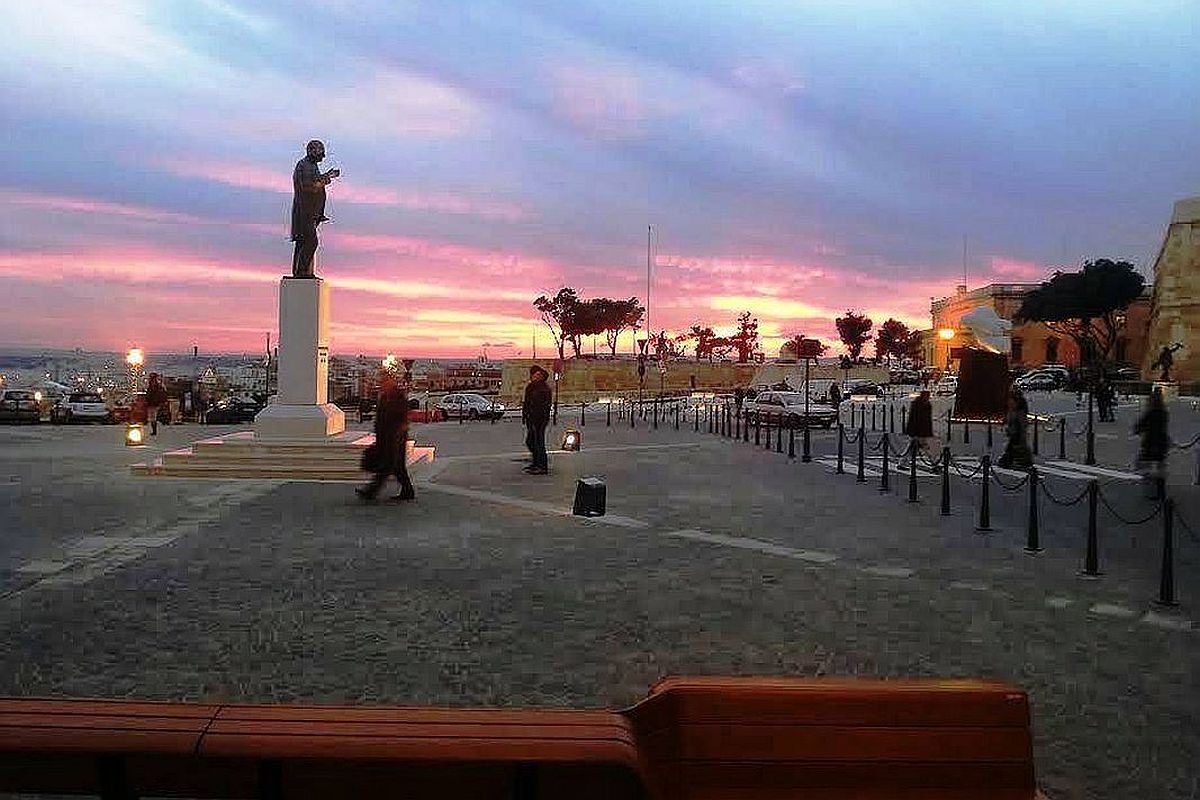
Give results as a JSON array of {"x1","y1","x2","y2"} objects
[{"x1": 1, "y1": 394, "x2": 1199, "y2": 799}]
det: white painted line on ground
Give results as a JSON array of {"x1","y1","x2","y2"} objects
[
  {"x1": 860, "y1": 565, "x2": 915, "y2": 578},
  {"x1": 1045, "y1": 461, "x2": 1143, "y2": 481},
  {"x1": 1089, "y1": 603, "x2": 1137, "y2": 619},
  {"x1": 665, "y1": 529, "x2": 837, "y2": 564},
  {"x1": 421, "y1": 482, "x2": 652, "y2": 529},
  {"x1": 1140, "y1": 612, "x2": 1194, "y2": 632},
  {"x1": 1045, "y1": 596, "x2": 1073, "y2": 609},
  {"x1": 949, "y1": 580, "x2": 990, "y2": 592}
]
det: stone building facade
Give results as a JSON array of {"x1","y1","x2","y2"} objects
[
  {"x1": 929, "y1": 282, "x2": 1151, "y2": 373},
  {"x1": 1144, "y1": 197, "x2": 1200, "y2": 383}
]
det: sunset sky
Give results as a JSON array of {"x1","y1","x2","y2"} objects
[{"x1": 2, "y1": 1, "x2": 1197, "y2": 358}]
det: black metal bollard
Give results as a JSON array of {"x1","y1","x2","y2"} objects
[
  {"x1": 1081, "y1": 480, "x2": 1101, "y2": 576},
  {"x1": 581, "y1": 401, "x2": 586, "y2": 427},
  {"x1": 743, "y1": 410, "x2": 750, "y2": 442},
  {"x1": 940, "y1": 446, "x2": 951, "y2": 515},
  {"x1": 788, "y1": 425, "x2": 796, "y2": 459},
  {"x1": 1086, "y1": 391, "x2": 1096, "y2": 465},
  {"x1": 1025, "y1": 467, "x2": 1042, "y2": 553},
  {"x1": 850, "y1": 403, "x2": 856, "y2": 428},
  {"x1": 976, "y1": 455, "x2": 992, "y2": 532},
  {"x1": 1032, "y1": 414, "x2": 1039, "y2": 455},
  {"x1": 986, "y1": 419, "x2": 993, "y2": 448},
  {"x1": 872, "y1": 404, "x2": 878, "y2": 431},
  {"x1": 708, "y1": 405, "x2": 714, "y2": 434},
  {"x1": 734, "y1": 408, "x2": 740, "y2": 439},
  {"x1": 879, "y1": 433, "x2": 890, "y2": 493},
  {"x1": 764, "y1": 417, "x2": 772, "y2": 450},
  {"x1": 901, "y1": 406, "x2": 907, "y2": 433},
  {"x1": 776, "y1": 415, "x2": 784, "y2": 453},
  {"x1": 907, "y1": 442, "x2": 919, "y2": 503},
  {"x1": 945, "y1": 409, "x2": 951, "y2": 439},
  {"x1": 890, "y1": 404, "x2": 895, "y2": 433},
  {"x1": 963, "y1": 418, "x2": 970, "y2": 444},
  {"x1": 1059, "y1": 418, "x2": 1067, "y2": 460},
  {"x1": 460, "y1": 399, "x2": 466, "y2": 425},
  {"x1": 802, "y1": 424, "x2": 812, "y2": 463},
  {"x1": 607, "y1": 402, "x2": 611, "y2": 427},
  {"x1": 856, "y1": 426, "x2": 866, "y2": 483},
  {"x1": 630, "y1": 400, "x2": 635, "y2": 429},
  {"x1": 653, "y1": 400, "x2": 659, "y2": 430},
  {"x1": 1156, "y1": 497, "x2": 1177, "y2": 607},
  {"x1": 674, "y1": 403, "x2": 680, "y2": 431},
  {"x1": 836, "y1": 424, "x2": 845, "y2": 473},
  {"x1": 491, "y1": 400, "x2": 496, "y2": 424}
]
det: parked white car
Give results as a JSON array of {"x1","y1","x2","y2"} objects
[
  {"x1": 52, "y1": 391, "x2": 113, "y2": 424},
  {"x1": 437, "y1": 392, "x2": 504, "y2": 420},
  {"x1": 744, "y1": 390, "x2": 839, "y2": 428},
  {"x1": 933, "y1": 376, "x2": 959, "y2": 396}
]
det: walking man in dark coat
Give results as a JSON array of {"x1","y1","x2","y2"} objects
[
  {"x1": 997, "y1": 387, "x2": 1033, "y2": 469},
  {"x1": 522, "y1": 365, "x2": 552, "y2": 474},
  {"x1": 904, "y1": 389, "x2": 934, "y2": 454},
  {"x1": 356, "y1": 373, "x2": 415, "y2": 502},
  {"x1": 291, "y1": 140, "x2": 341, "y2": 278},
  {"x1": 1134, "y1": 387, "x2": 1170, "y2": 497}
]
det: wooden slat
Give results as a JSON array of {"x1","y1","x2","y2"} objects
[{"x1": 643, "y1": 725, "x2": 1031, "y2": 762}]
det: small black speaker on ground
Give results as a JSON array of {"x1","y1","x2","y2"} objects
[{"x1": 573, "y1": 477, "x2": 606, "y2": 517}]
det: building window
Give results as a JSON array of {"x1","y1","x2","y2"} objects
[
  {"x1": 1115, "y1": 338, "x2": 1128, "y2": 363},
  {"x1": 1011, "y1": 337, "x2": 1023, "y2": 363},
  {"x1": 1045, "y1": 337, "x2": 1059, "y2": 364}
]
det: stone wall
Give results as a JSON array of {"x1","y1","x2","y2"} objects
[
  {"x1": 499, "y1": 358, "x2": 889, "y2": 405},
  {"x1": 1144, "y1": 197, "x2": 1200, "y2": 383}
]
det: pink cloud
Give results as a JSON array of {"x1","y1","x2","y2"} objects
[
  {"x1": 0, "y1": 189, "x2": 209, "y2": 225},
  {"x1": 988, "y1": 256, "x2": 1045, "y2": 281},
  {"x1": 154, "y1": 158, "x2": 528, "y2": 221}
]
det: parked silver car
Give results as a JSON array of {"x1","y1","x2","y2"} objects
[
  {"x1": 437, "y1": 392, "x2": 505, "y2": 420},
  {"x1": 744, "y1": 390, "x2": 838, "y2": 428}
]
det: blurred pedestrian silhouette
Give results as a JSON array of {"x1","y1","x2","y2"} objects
[
  {"x1": 522, "y1": 365, "x2": 552, "y2": 475},
  {"x1": 145, "y1": 373, "x2": 168, "y2": 435},
  {"x1": 997, "y1": 387, "x2": 1033, "y2": 469},
  {"x1": 904, "y1": 390, "x2": 934, "y2": 454},
  {"x1": 356, "y1": 373, "x2": 415, "y2": 502},
  {"x1": 1134, "y1": 387, "x2": 1169, "y2": 498}
]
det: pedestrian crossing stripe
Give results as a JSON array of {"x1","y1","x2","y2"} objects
[{"x1": 813, "y1": 456, "x2": 939, "y2": 478}]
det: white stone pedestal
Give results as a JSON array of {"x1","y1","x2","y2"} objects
[
  {"x1": 255, "y1": 277, "x2": 345, "y2": 439},
  {"x1": 1152, "y1": 381, "x2": 1179, "y2": 402}
]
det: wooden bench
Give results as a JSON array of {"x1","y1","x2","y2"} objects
[
  {"x1": 0, "y1": 678, "x2": 1041, "y2": 799},
  {"x1": 626, "y1": 677, "x2": 1039, "y2": 800}
]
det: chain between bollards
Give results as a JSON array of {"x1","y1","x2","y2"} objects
[
  {"x1": 976, "y1": 455, "x2": 992, "y2": 532},
  {"x1": 940, "y1": 446, "x2": 951, "y2": 515},
  {"x1": 1081, "y1": 480, "x2": 1101, "y2": 577},
  {"x1": 1156, "y1": 498, "x2": 1177, "y2": 607},
  {"x1": 1025, "y1": 467, "x2": 1042, "y2": 553}
]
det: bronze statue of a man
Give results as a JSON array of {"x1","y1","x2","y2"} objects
[{"x1": 290, "y1": 140, "x2": 341, "y2": 278}]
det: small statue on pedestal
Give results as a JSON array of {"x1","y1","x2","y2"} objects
[
  {"x1": 291, "y1": 140, "x2": 341, "y2": 278},
  {"x1": 1151, "y1": 343, "x2": 1183, "y2": 382}
]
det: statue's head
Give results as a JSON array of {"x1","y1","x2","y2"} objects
[{"x1": 305, "y1": 140, "x2": 326, "y2": 161}]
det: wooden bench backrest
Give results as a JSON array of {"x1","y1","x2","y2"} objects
[{"x1": 0, "y1": 678, "x2": 1037, "y2": 799}]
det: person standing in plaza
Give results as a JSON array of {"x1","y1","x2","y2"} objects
[
  {"x1": 145, "y1": 372, "x2": 168, "y2": 435},
  {"x1": 522, "y1": 365, "x2": 552, "y2": 475},
  {"x1": 904, "y1": 390, "x2": 934, "y2": 455},
  {"x1": 997, "y1": 387, "x2": 1033, "y2": 469},
  {"x1": 356, "y1": 373, "x2": 415, "y2": 502},
  {"x1": 1134, "y1": 387, "x2": 1169, "y2": 497}
]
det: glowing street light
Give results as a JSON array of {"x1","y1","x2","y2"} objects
[
  {"x1": 938, "y1": 328, "x2": 956, "y2": 341},
  {"x1": 382, "y1": 353, "x2": 398, "y2": 373},
  {"x1": 126, "y1": 348, "x2": 144, "y2": 367}
]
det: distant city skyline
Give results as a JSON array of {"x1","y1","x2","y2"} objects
[{"x1": 2, "y1": 1, "x2": 1196, "y2": 357}]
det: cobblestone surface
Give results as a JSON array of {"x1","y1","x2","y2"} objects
[{"x1": 0, "y1": 416, "x2": 1197, "y2": 799}]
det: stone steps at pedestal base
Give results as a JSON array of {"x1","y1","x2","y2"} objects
[{"x1": 131, "y1": 431, "x2": 434, "y2": 481}]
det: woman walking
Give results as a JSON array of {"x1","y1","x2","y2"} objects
[
  {"x1": 1134, "y1": 387, "x2": 1169, "y2": 498},
  {"x1": 356, "y1": 373, "x2": 416, "y2": 502}
]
